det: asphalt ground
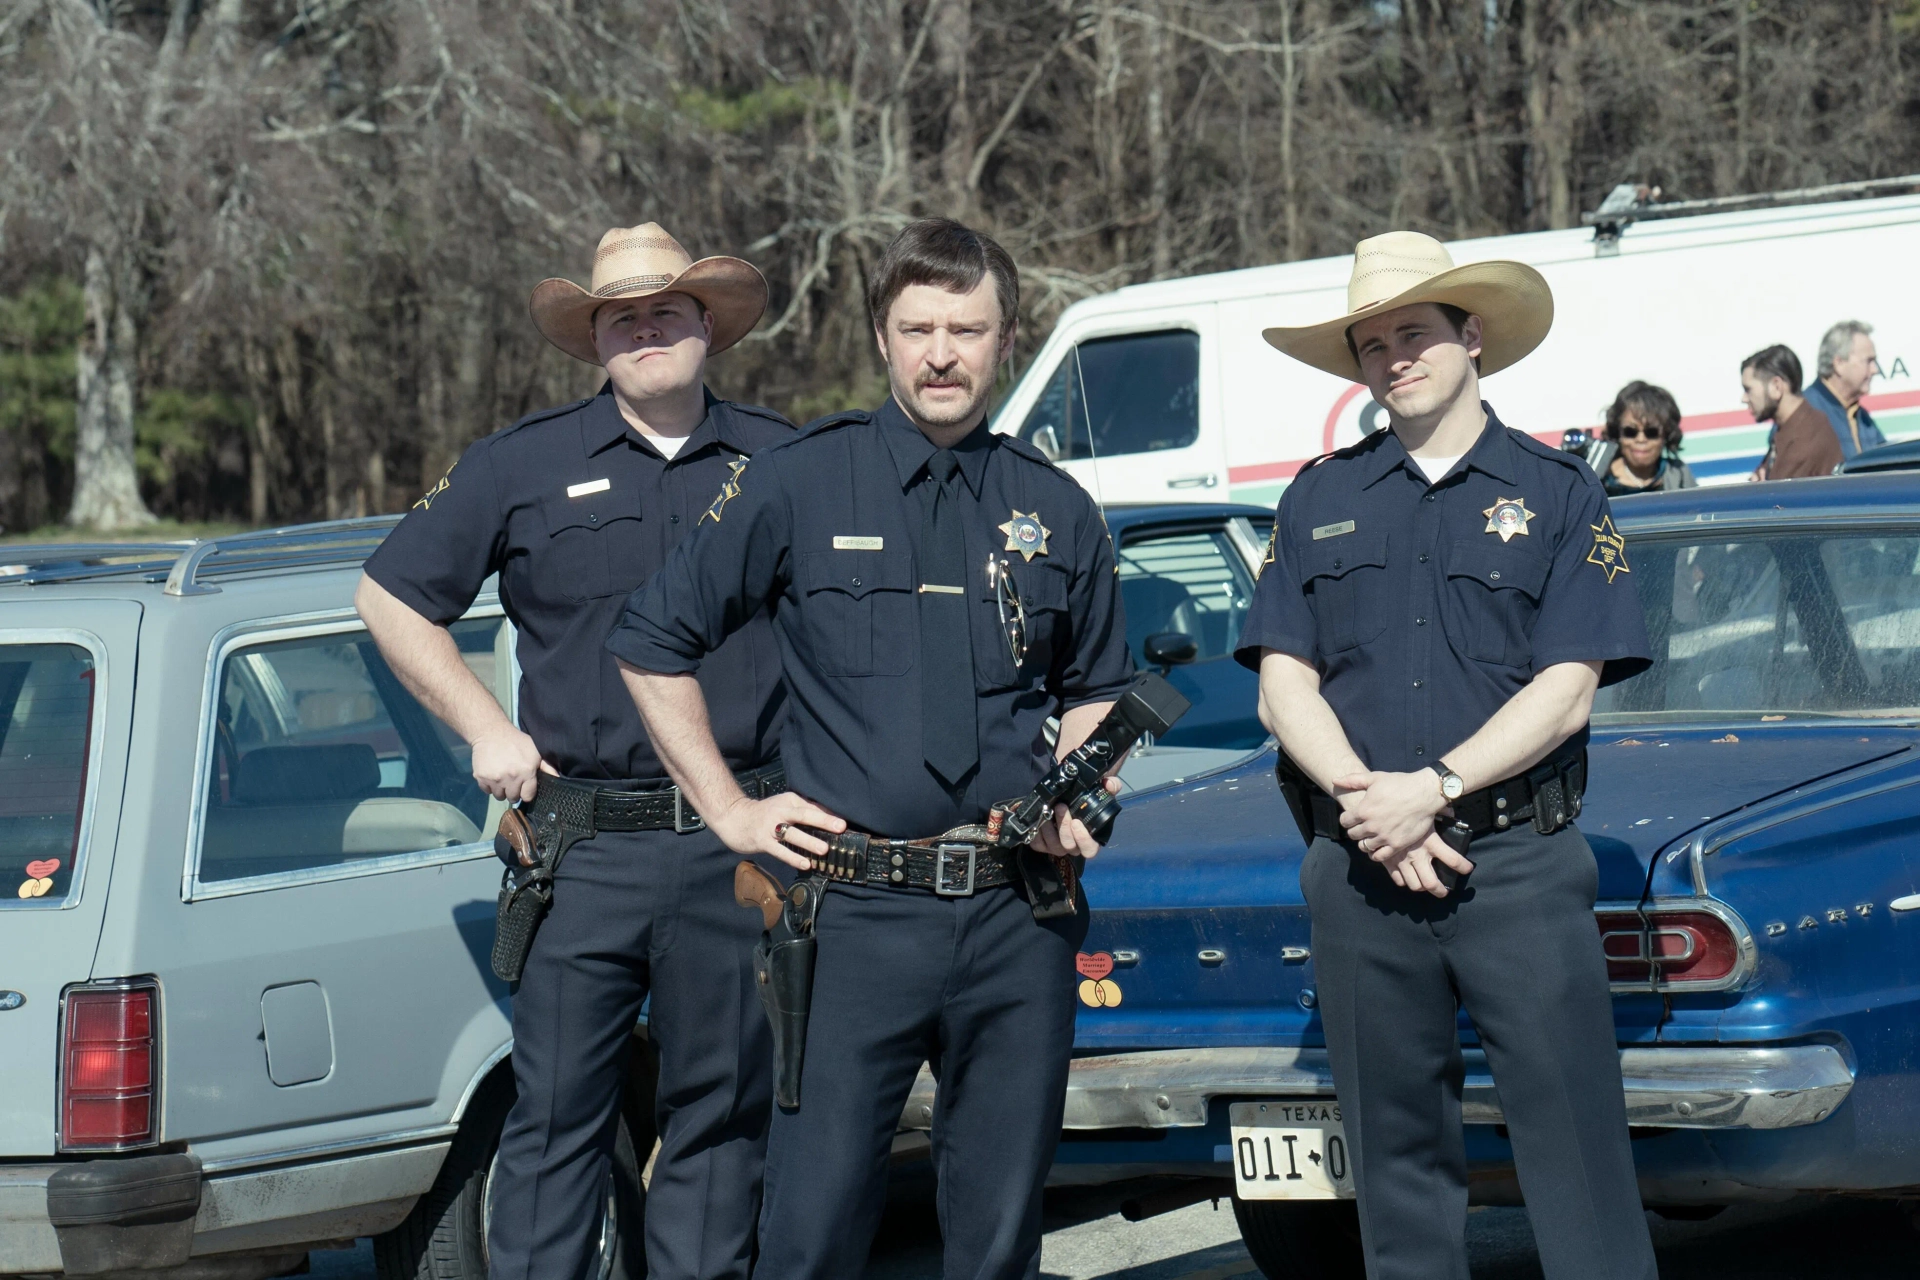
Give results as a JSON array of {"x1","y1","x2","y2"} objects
[{"x1": 313, "y1": 1181, "x2": 1920, "y2": 1278}]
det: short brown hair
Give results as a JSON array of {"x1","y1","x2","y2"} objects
[
  {"x1": 867, "y1": 219, "x2": 1019, "y2": 334},
  {"x1": 1343, "y1": 302, "x2": 1480, "y2": 373},
  {"x1": 1741, "y1": 344, "x2": 1802, "y2": 394},
  {"x1": 1604, "y1": 381, "x2": 1684, "y2": 453}
]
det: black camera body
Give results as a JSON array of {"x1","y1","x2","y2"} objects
[{"x1": 995, "y1": 672, "x2": 1193, "y2": 849}]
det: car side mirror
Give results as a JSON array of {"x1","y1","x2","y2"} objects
[{"x1": 1143, "y1": 632, "x2": 1198, "y2": 675}]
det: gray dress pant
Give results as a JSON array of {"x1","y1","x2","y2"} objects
[
  {"x1": 489, "y1": 827, "x2": 776, "y2": 1280},
  {"x1": 1300, "y1": 823, "x2": 1658, "y2": 1280}
]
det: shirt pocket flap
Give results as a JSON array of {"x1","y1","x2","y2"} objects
[
  {"x1": 1302, "y1": 532, "x2": 1388, "y2": 582},
  {"x1": 799, "y1": 549, "x2": 913, "y2": 599},
  {"x1": 1445, "y1": 539, "x2": 1549, "y2": 598},
  {"x1": 983, "y1": 560, "x2": 1071, "y2": 612},
  {"x1": 543, "y1": 493, "x2": 639, "y2": 536}
]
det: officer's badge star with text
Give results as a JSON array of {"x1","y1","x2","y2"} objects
[
  {"x1": 1587, "y1": 514, "x2": 1630, "y2": 582},
  {"x1": 1482, "y1": 497, "x2": 1533, "y2": 542},
  {"x1": 999, "y1": 510, "x2": 1050, "y2": 561},
  {"x1": 699, "y1": 459, "x2": 748, "y2": 525}
]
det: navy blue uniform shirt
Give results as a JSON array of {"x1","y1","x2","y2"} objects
[
  {"x1": 363, "y1": 385, "x2": 793, "y2": 783},
  {"x1": 606, "y1": 397, "x2": 1134, "y2": 838},
  {"x1": 1234, "y1": 405, "x2": 1652, "y2": 774}
]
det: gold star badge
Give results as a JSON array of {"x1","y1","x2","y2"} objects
[
  {"x1": 1482, "y1": 497, "x2": 1534, "y2": 543},
  {"x1": 699, "y1": 459, "x2": 748, "y2": 525},
  {"x1": 998, "y1": 510, "x2": 1051, "y2": 561},
  {"x1": 1587, "y1": 514, "x2": 1630, "y2": 582}
]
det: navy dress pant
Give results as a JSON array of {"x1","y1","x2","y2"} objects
[
  {"x1": 489, "y1": 827, "x2": 776, "y2": 1280},
  {"x1": 1300, "y1": 824, "x2": 1658, "y2": 1280},
  {"x1": 755, "y1": 881, "x2": 1089, "y2": 1280}
]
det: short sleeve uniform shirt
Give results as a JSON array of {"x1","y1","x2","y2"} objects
[
  {"x1": 606, "y1": 398, "x2": 1135, "y2": 837},
  {"x1": 362, "y1": 385, "x2": 793, "y2": 783},
  {"x1": 1234, "y1": 405, "x2": 1652, "y2": 773}
]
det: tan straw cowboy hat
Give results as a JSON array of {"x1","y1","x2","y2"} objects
[
  {"x1": 529, "y1": 223, "x2": 769, "y2": 365},
  {"x1": 1262, "y1": 231, "x2": 1553, "y2": 382}
]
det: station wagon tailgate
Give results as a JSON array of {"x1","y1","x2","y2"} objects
[{"x1": 0, "y1": 598, "x2": 141, "y2": 1156}]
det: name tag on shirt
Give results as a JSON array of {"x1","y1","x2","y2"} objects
[
  {"x1": 1312, "y1": 520, "x2": 1355, "y2": 540},
  {"x1": 567, "y1": 478, "x2": 611, "y2": 498},
  {"x1": 833, "y1": 535, "x2": 884, "y2": 551}
]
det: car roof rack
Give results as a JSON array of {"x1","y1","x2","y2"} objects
[
  {"x1": 1582, "y1": 172, "x2": 1920, "y2": 255},
  {"x1": 0, "y1": 516, "x2": 402, "y2": 593}
]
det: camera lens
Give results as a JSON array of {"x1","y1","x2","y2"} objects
[{"x1": 1070, "y1": 788, "x2": 1121, "y2": 846}]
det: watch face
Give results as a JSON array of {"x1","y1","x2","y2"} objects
[{"x1": 1442, "y1": 773, "x2": 1464, "y2": 799}]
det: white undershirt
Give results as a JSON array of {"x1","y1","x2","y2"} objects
[
  {"x1": 647, "y1": 433, "x2": 691, "y2": 460},
  {"x1": 1410, "y1": 453, "x2": 1462, "y2": 483}
]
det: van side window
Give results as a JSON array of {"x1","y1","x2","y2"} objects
[
  {"x1": 0, "y1": 644, "x2": 96, "y2": 905},
  {"x1": 199, "y1": 617, "x2": 510, "y2": 885},
  {"x1": 1017, "y1": 330, "x2": 1199, "y2": 461}
]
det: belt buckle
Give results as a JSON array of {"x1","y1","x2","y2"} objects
[
  {"x1": 672, "y1": 789, "x2": 705, "y2": 835},
  {"x1": 934, "y1": 843, "x2": 978, "y2": 896}
]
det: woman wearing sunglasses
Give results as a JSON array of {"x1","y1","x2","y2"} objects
[{"x1": 1583, "y1": 380, "x2": 1697, "y2": 496}]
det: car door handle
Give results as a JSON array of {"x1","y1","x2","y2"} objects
[{"x1": 1166, "y1": 472, "x2": 1219, "y2": 490}]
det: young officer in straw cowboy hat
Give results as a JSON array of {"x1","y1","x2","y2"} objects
[
  {"x1": 355, "y1": 224, "x2": 795, "y2": 1280},
  {"x1": 1233, "y1": 232, "x2": 1658, "y2": 1280}
]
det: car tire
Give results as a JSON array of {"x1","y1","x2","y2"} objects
[
  {"x1": 1231, "y1": 1197, "x2": 1366, "y2": 1280},
  {"x1": 374, "y1": 1070, "x2": 648, "y2": 1279}
]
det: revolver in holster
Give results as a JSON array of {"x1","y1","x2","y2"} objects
[
  {"x1": 735, "y1": 863, "x2": 823, "y2": 1110},
  {"x1": 490, "y1": 776, "x2": 596, "y2": 984}
]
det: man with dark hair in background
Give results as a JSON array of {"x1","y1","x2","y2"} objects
[
  {"x1": 1741, "y1": 344, "x2": 1841, "y2": 480},
  {"x1": 607, "y1": 218, "x2": 1134, "y2": 1278},
  {"x1": 1806, "y1": 320, "x2": 1885, "y2": 461}
]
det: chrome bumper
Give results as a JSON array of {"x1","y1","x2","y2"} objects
[{"x1": 899, "y1": 1044, "x2": 1853, "y2": 1135}]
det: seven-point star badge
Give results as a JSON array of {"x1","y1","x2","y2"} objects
[
  {"x1": 1482, "y1": 497, "x2": 1534, "y2": 542},
  {"x1": 999, "y1": 510, "x2": 1051, "y2": 561},
  {"x1": 1587, "y1": 514, "x2": 1631, "y2": 582}
]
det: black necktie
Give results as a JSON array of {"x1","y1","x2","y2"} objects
[{"x1": 920, "y1": 449, "x2": 978, "y2": 785}]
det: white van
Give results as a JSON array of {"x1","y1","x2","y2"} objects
[{"x1": 993, "y1": 191, "x2": 1920, "y2": 510}]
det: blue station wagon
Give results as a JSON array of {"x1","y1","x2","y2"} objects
[{"x1": 1032, "y1": 472, "x2": 1920, "y2": 1277}]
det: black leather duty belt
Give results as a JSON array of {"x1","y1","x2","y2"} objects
[
  {"x1": 545, "y1": 763, "x2": 785, "y2": 835},
  {"x1": 1301, "y1": 751, "x2": 1587, "y2": 844},
  {"x1": 797, "y1": 828, "x2": 1018, "y2": 897}
]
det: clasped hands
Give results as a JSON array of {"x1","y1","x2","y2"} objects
[{"x1": 1332, "y1": 768, "x2": 1474, "y2": 898}]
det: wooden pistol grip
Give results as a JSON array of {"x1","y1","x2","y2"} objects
[{"x1": 734, "y1": 861, "x2": 785, "y2": 932}]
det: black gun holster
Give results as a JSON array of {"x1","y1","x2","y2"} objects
[
  {"x1": 1015, "y1": 849, "x2": 1083, "y2": 919},
  {"x1": 755, "y1": 875, "x2": 825, "y2": 1110},
  {"x1": 491, "y1": 776, "x2": 596, "y2": 984}
]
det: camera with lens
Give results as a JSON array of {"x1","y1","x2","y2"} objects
[{"x1": 994, "y1": 672, "x2": 1192, "y2": 849}]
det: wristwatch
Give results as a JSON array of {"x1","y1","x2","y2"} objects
[{"x1": 1434, "y1": 761, "x2": 1466, "y2": 803}]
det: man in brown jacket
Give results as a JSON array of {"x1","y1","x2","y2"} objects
[{"x1": 1741, "y1": 344, "x2": 1840, "y2": 480}]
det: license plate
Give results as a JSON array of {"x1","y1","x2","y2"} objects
[{"x1": 1228, "y1": 1100, "x2": 1355, "y2": 1200}]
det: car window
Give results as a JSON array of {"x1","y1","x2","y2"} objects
[
  {"x1": 1015, "y1": 330, "x2": 1199, "y2": 461},
  {"x1": 199, "y1": 617, "x2": 510, "y2": 885},
  {"x1": 1116, "y1": 528, "x2": 1255, "y2": 666},
  {"x1": 1594, "y1": 533, "x2": 1920, "y2": 721},
  {"x1": 0, "y1": 644, "x2": 96, "y2": 905}
]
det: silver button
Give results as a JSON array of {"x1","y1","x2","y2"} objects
[
  {"x1": 890, "y1": 869, "x2": 904, "y2": 883},
  {"x1": 1489, "y1": 570, "x2": 1501, "y2": 580}
]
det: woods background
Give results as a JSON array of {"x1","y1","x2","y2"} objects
[{"x1": 2, "y1": 0, "x2": 1917, "y2": 532}]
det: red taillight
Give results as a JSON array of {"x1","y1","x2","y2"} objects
[
  {"x1": 60, "y1": 984, "x2": 157, "y2": 1150},
  {"x1": 1596, "y1": 907, "x2": 1745, "y2": 989}
]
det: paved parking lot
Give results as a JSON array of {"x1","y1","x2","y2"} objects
[{"x1": 312, "y1": 1182, "x2": 1918, "y2": 1278}]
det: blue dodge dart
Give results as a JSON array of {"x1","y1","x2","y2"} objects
[{"x1": 1029, "y1": 475, "x2": 1920, "y2": 1277}]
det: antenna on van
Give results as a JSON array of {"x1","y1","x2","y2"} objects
[{"x1": 1072, "y1": 344, "x2": 1108, "y2": 515}]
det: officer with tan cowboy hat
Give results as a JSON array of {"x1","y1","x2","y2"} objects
[
  {"x1": 1234, "y1": 231, "x2": 1658, "y2": 1280},
  {"x1": 356, "y1": 224, "x2": 793, "y2": 1279}
]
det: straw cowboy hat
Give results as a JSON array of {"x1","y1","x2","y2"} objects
[
  {"x1": 1262, "y1": 231, "x2": 1553, "y2": 382},
  {"x1": 529, "y1": 223, "x2": 769, "y2": 365}
]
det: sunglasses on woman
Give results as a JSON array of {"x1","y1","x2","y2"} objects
[{"x1": 1616, "y1": 425, "x2": 1662, "y2": 441}]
